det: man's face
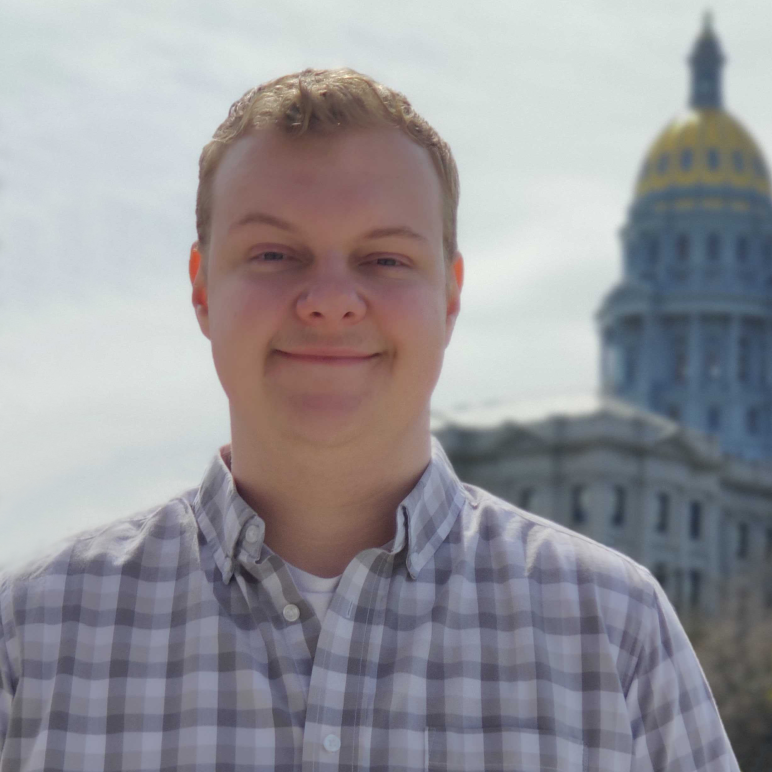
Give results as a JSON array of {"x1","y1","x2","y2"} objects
[{"x1": 191, "y1": 127, "x2": 462, "y2": 448}]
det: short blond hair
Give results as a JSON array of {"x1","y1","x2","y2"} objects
[{"x1": 196, "y1": 68, "x2": 459, "y2": 261}]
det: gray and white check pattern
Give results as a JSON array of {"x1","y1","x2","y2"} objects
[{"x1": 0, "y1": 439, "x2": 738, "y2": 771}]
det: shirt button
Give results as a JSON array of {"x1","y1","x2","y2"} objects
[
  {"x1": 282, "y1": 604, "x2": 300, "y2": 622},
  {"x1": 245, "y1": 525, "x2": 261, "y2": 543},
  {"x1": 323, "y1": 733, "x2": 341, "y2": 753}
]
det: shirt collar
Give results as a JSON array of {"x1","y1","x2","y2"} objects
[{"x1": 193, "y1": 437, "x2": 468, "y2": 584}]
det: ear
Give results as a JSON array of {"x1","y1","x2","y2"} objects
[
  {"x1": 189, "y1": 243, "x2": 211, "y2": 340},
  {"x1": 444, "y1": 252, "x2": 464, "y2": 346}
]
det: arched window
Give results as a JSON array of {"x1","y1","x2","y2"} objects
[
  {"x1": 655, "y1": 493, "x2": 669, "y2": 533},
  {"x1": 746, "y1": 407, "x2": 760, "y2": 435},
  {"x1": 680, "y1": 149, "x2": 693, "y2": 171},
  {"x1": 676, "y1": 234, "x2": 690, "y2": 262},
  {"x1": 705, "y1": 342, "x2": 721, "y2": 380},
  {"x1": 689, "y1": 501, "x2": 702, "y2": 540},
  {"x1": 707, "y1": 406, "x2": 721, "y2": 432},
  {"x1": 763, "y1": 237, "x2": 772, "y2": 265},
  {"x1": 737, "y1": 523, "x2": 749, "y2": 559},
  {"x1": 738, "y1": 336, "x2": 751, "y2": 382},
  {"x1": 646, "y1": 235, "x2": 659, "y2": 265},
  {"x1": 623, "y1": 346, "x2": 637, "y2": 386},
  {"x1": 707, "y1": 148, "x2": 720, "y2": 169},
  {"x1": 736, "y1": 235, "x2": 749, "y2": 264},
  {"x1": 611, "y1": 486, "x2": 626, "y2": 527},
  {"x1": 706, "y1": 232, "x2": 721, "y2": 261},
  {"x1": 571, "y1": 485, "x2": 586, "y2": 524},
  {"x1": 673, "y1": 335, "x2": 688, "y2": 383}
]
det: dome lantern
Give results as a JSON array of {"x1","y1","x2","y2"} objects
[{"x1": 689, "y1": 12, "x2": 724, "y2": 109}]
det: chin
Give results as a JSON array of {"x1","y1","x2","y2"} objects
[{"x1": 276, "y1": 392, "x2": 379, "y2": 447}]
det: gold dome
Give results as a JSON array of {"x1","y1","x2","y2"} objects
[{"x1": 635, "y1": 108, "x2": 770, "y2": 201}]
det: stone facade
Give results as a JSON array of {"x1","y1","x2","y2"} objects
[{"x1": 433, "y1": 397, "x2": 772, "y2": 618}]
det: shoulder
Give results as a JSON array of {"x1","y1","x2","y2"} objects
[
  {"x1": 462, "y1": 483, "x2": 656, "y2": 592},
  {"x1": 0, "y1": 488, "x2": 198, "y2": 609},
  {"x1": 458, "y1": 483, "x2": 660, "y2": 666}
]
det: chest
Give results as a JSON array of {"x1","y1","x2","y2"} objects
[{"x1": 6, "y1": 581, "x2": 631, "y2": 772}]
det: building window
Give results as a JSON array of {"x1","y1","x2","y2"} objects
[
  {"x1": 763, "y1": 237, "x2": 772, "y2": 265},
  {"x1": 680, "y1": 149, "x2": 693, "y2": 171},
  {"x1": 736, "y1": 236, "x2": 749, "y2": 264},
  {"x1": 704, "y1": 341, "x2": 721, "y2": 380},
  {"x1": 657, "y1": 153, "x2": 670, "y2": 174},
  {"x1": 676, "y1": 234, "x2": 690, "y2": 262},
  {"x1": 646, "y1": 236, "x2": 659, "y2": 266},
  {"x1": 519, "y1": 487, "x2": 534, "y2": 510},
  {"x1": 611, "y1": 485, "x2": 626, "y2": 527},
  {"x1": 746, "y1": 407, "x2": 760, "y2": 436},
  {"x1": 707, "y1": 406, "x2": 721, "y2": 432},
  {"x1": 707, "y1": 148, "x2": 720, "y2": 169},
  {"x1": 766, "y1": 528, "x2": 772, "y2": 560},
  {"x1": 706, "y1": 233, "x2": 721, "y2": 262},
  {"x1": 653, "y1": 562, "x2": 668, "y2": 589},
  {"x1": 673, "y1": 335, "x2": 688, "y2": 384},
  {"x1": 656, "y1": 492, "x2": 669, "y2": 533},
  {"x1": 732, "y1": 150, "x2": 744, "y2": 172},
  {"x1": 623, "y1": 346, "x2": 637, "y2": 386},
  {"x1": 571, "y1": 485, "x2": 586, "y2": 524},
  {"x1": 738, "y1": 337, "x2": 750, "y2": 383},
  {"x1": 689, "y1": 501, "x2": 702, "y2": 540},
  {"x1": 737, "y1": 522, "x2": 749, "y2": 560},
  {"x1": 689, "y1": 569, "x2": 702, "y2": 608}
]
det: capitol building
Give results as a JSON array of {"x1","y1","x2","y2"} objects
[{"x1": 434, "y1": 17, "x2": 772, "y2": 619}]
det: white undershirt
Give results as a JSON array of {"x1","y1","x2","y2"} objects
[
  {"x1": 284, "y1": 561, "x2": 341, "y2": 622},
  {"x1": 264, "y1": 538, "x2": 394, "y2": 623},
  {"x1": 261, "y1": 544, "x2": 342, "y2": 622}
]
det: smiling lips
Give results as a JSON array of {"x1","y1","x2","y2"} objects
[{"x1": 275, "y1": 349, "x2": 379, "y2": 364}]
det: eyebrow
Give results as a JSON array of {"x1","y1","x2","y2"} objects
[
  {"x1": 361, "y1": 226, "x2": 428, "y2": 243},
  {"x1": 229, "y1": 212, "x2": 299, "y2": 235},
  {"x1": 229, "y1": 213, "x2": 427, "y2": 244}
]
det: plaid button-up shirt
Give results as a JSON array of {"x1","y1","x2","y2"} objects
[{"x1": 0, "y1": 439, "x2": 738, "y2": 771}]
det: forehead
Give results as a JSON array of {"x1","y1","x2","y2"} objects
[{"x1": 209, "y1": 128, "x2": 444, "y2": 242}]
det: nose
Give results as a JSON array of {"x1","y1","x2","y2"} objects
[{"x1": 295, "y1": 264, "x2": 367, "y2": 325}]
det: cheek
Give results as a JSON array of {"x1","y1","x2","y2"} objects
[
  {"x1": 382, "y1": 284, "x2": 449, "y2": 362},
  {"x1": 206, "y1": 279, "x2": 280, "y2": 385}
]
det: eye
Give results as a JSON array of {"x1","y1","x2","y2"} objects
[
  {"x1": 372, "y1": 256, "x2": 406, "y2": 268},
  {"x1": 255, "y1": 250, "x2": 288, "y2": 262}
]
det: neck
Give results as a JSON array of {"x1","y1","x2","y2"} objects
[{"x1": 229, "y1": 416, "x2": 432, "y2": 577}]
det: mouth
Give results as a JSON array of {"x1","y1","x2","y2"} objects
[{"x1": 274, "y1": 350, "x2": 380, "y2": 365}]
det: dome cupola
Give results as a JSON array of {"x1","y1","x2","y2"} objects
[{"x1": 597, "y1": 18, "x2": 772, "y2": 461}]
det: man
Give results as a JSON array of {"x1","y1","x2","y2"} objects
[{"x1": 0, "y1": 69, "x2": 738, "y2": 771}]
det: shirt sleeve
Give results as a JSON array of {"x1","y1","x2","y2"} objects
[
  {"x1": 625, "y1": 578, "x2": 740, "y2": 772},
  {"x1": 0, "y1": 580, "x2": 12, "y2": 757}
]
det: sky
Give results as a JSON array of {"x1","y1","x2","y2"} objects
[{"x1": 2, "y1": 0, "x2": 772, "y2": 568}]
